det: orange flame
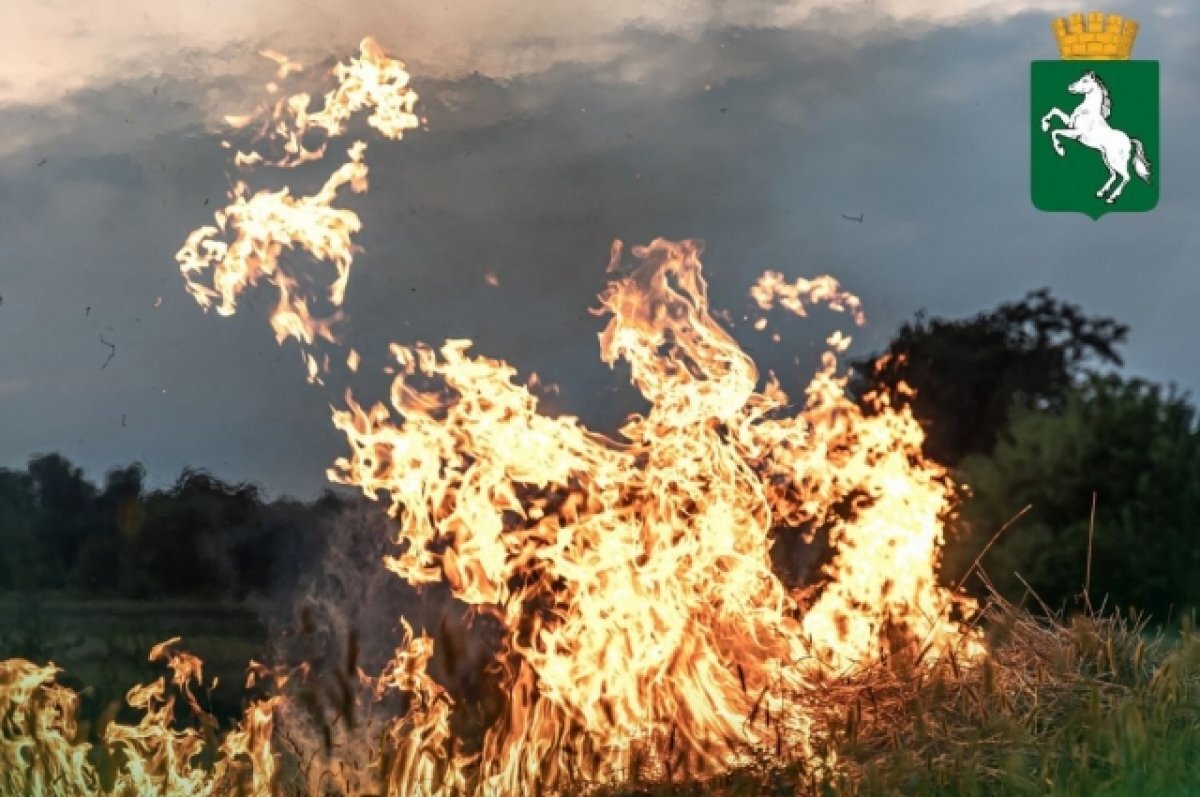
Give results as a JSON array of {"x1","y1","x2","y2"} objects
[
  {"x1": 176, "y1": 38, "x2": 421, "y2": 383},
  {"x1": 321, "y1": 238, "x2": 981, "y2": 792},
  {"x1": 1, "y1": 37, "x2": 984, "y2": 796},
  {"x1": 176, "y1": 141, "x2": 369, "y2": 382},
  {"x1": 0, "y1": 642, "x2": 280, "y2": 796},
  {"x1": 228, "y1": 36, "x2": 419, "y2": 169}
]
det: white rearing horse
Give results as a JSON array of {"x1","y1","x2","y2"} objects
[{"x1": 1040, "y1": 70, "x2": 1152, "y2": 204}]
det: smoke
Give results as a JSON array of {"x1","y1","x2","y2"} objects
[
  {"x1": 260, "y1": 497, "x2": 505, "y2": 790},
  {"x1": 10, "y1": 1, "x2": 1191, "y2": 504},
  {"x1": 267, "y1": 500, "x2": 415, "y2": 674},
  {"x1": 0, "y1": 0, "x2": 1078, "y2": 109}
]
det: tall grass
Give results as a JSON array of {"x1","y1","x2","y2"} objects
[
  {"x1": 4, "y1": 591, "x2": 1197, "y2": 795},
  {"x1": 608, "y1": 590, "x2": 1200, "y2": 797}
]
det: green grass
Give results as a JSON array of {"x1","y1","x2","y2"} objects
[{"x1": 0, "y1": 592, "x2": 267, "y2": 731}]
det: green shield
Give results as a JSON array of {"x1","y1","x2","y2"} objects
[{"x1": 1031, "y1": 60, "x2": 1159, "y2": 219}]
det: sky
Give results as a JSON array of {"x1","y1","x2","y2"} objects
[{"x1": 0, "y1": 0, "x2": 1196, "y2": 499}]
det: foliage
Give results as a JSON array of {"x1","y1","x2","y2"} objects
[
  {"x1": 852, "y1": 289, "x2": 1127, "y2": 466},
  {"x1": 852, "y1": 292, "x2": 1198, "y2": 624},
  {"x1": 954, "y1": 375, "x2": 1200, "y2": 621},
  {"x1": 0, "y1": 455, "x2": 346, "y2": 601}
]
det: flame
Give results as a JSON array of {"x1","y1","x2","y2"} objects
[
  {"x1": 260, "y1": 49, "x2": 304, "y2": 81},
  {"x1": 176, "y1": 38, "x2": 421, "y2": 383},
  {"x1": 750, "y1": 271, "x2": 866, "y2": 327},
  {"x1": 175, "y1": 140, "x2": 369, "y2": 382},
  {"x1": 1, "y1": 36, "x2": 985, "y2": 796},
  {"x1": 0, "y1": 642, "x2": 279, "y2": 796},
  {"x1": 319, "y1": 239, "x2": 978, "y2": 792},
  {"x1": 226, "y1": 36, "x2": 419, "y2": 169}
]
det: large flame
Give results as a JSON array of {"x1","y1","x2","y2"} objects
[{"x1": 0, "y1": 37, "x2": 982, "y2": 796}]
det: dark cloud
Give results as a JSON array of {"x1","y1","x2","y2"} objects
[{"x1": 0, "y1": 10, "x2": 1195, "y2": 498}]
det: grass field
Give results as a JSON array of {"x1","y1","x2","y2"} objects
[
  {"x1": 2, "y1": 592, "x2": 1198, "y2": 796},
  {"x1": 0, "y1": 592, "x2": 269, "y2": 730}
]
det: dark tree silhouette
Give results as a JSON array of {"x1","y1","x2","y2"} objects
[
  {"x1": 852, "y1": 289, "x2": 1128, "y2": 466},
  {"x1": 0, "y1": 468, "x2": 38, "y2": 590},
  {"x1": 69, "y1": 465, "x2": 145, "y2": 592},
  {"x1": 27, "y1": 454, "x2": 100, "y2": 588},
  {"x1": 0, "y1": 456, "x2": 347, "y2": 601}
]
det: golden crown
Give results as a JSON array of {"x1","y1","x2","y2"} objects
[{"x1": 1052, "y1": 12, "x2": 1138, "y2": 59}]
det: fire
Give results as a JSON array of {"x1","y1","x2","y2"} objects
[
  {"x1": 227, "y1": 36, "x2": 419, "y2": 169},
  {"x1": 0, "y1": 37, "x2": 984, "y2": 796},
  {"x1": 176, "y1": 140, "x2": 369, "y2": 383},
  {"x1": 751, "y1": 271, "x2": 866, "y2": 324},
  {"x1": 177, "y1": 37, "x2": 420, "y2": 383},
  {"x1": 321, "y1": 236, "x2": 981, "y2": 790},
  {"x1": 0, "y1": 642, "x2": 279, "y2": 796}
]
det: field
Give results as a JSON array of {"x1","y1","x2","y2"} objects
[
  {"x1": 0, "y1": 593, "x2": 269, "y2": 731},
  {"x1": 3, "y1": 590, "x2": 1198, "y2": 796}
]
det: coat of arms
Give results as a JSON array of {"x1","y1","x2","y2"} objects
[{"x1": 1032, "y1": 12, "x2": 1158, "y2": 218}]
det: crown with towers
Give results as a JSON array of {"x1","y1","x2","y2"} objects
[
  {"x1": 1056, "y1": 11, "x2": 1137, "y2": 59},
  {"x1": 1052, "y1": 12, "x2": 1138, "y2": 60}
]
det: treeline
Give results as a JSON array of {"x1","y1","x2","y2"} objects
[
  {"x1": 855, "y1": 289, "x2": 1200, "y2": 622},
  {"x1": 2, "y1": 290, "x2": 1197, "y2": 622},
  {"x1": 0, "y1": 459, "x2": 345, "y2": 601}
]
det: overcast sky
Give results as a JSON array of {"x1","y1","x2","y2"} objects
[{"x1": 0, "y1": 0, "x2": 1195, "y2": 499}]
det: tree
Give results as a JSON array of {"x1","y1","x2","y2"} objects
[
  {"x1": 954, "y1": 375, "x2": 1200, "y2": 620},
  {"x1": 119, "y1": 469, "x2": 256, "y2": 598},
  {"x1": 0, "y1": 468, "x2": 39, "y2": 590},
  {"x1": 0, "y1": 454, "x2": 348, "y2": 602},
  {"x1": 852, "y1": 290, "x2": 1128, "y2": 466},
  {"x1": 26, "y1": 453, "x2": 99, "y2": 588},
  {"x1": 70, "y1": 465, "x2": 145, "y2": 593}
]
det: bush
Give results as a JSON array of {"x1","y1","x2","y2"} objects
[{"x1": 953, "y1": 375, "x2": 1200, "y2": 621}]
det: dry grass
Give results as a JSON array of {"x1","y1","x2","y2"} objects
[
  {"x1": 4, "y1": 585, "x2": 1198, "y2": 796},
  {"x1": 606, "y1": 586, "x2": 1200, "y2": 797}
]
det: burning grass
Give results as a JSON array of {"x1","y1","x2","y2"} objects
[
  {"x1": 591, "y1": 598, "x2": 1200, "y2": 797},
  {"x1": 4, "y1": 36, "x2": 1197, "y2": 796},
  {"x1": 2, "y1": 590, "x2": 1197, "y2": 796}
]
